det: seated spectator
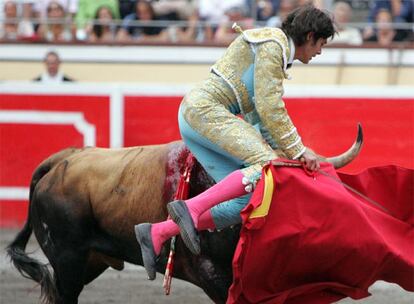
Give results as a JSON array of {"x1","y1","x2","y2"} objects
[
  {"x1": 364, "y1": 8, "x2": 401, "y2": 46},
  {"x1": 266, "y1": 0, "x2": 299, "y2": 28},
  {"x1": 119, "y1": 0, "x2": 136, "y2": 19},
  {"x1": 20, "y1": 0, "x2": 36, "y2": 35},
  {"x1": 152, "y1": 0, "x2": 189, "y2": 21},
  {"x1": 86, "y1": 5, "x2": 118, "y2": 43},
  {"x1": 75, "y1": 0, "x2": 120, "y2": 40},
  {"x1": 0, "y1": 0, "x2": 34, "y2": 40},
  {"x1": 214, "y1": 5, "x2": 254, "y2": 44},
  {"x1": 198, "y1": 0, "x2": 247, "y2": 25},
  {"x1": 116, "y1": 0, "x2": 168, "y2": 43},
  {"x1": 329, "y1": 1, "x2": 362, "y2": 45},
  {"x1": 310, "y1": 0, "x2": 335, "y2": 10},
  {"x1": 246, "y1": 0, "x2": 280, "y2": 22},
  {"x1": 166, "y1": 7, "x2": 213, "y2": 43},
  {"x1": 34, "y1": 51, "x2": 74, "y2": 83},
  {"x1": 37, "y1": 1, "x2": 75, "y2": 42},
  {"x1": 363, "y1": 0, "x2": 413, "y2": 41},
  {"x1": 33, "y1": 0, "x2": 78, "y2": 19}
]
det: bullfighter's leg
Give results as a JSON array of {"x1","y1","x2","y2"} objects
[
  {"x1": 166, "y1": 107, "x2": 275, "y2": 253},
  {"x1": 135, "y1": 210, "x2": 215, "y2": 280},
  {"x1": 167, "y1": 170, "x2": 248, "y2": 254}
]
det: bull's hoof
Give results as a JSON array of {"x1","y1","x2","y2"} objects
[
  {"x1": 134, "y1": 223, "x2": 157, "y2": 280},
  {"x1": 167, "y1": 200, "x2": 200, "y2": 255}
]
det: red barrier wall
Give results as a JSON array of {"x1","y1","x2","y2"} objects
[
  {"x1": 0, "y1": 93, "x2": 110, "y2": 227},
  {"x1": 124, "y1": 96, "x2": 181, "y2": 145},
  {"x1": 1, "y1": 90, "x2": 413, "y2": 227}
]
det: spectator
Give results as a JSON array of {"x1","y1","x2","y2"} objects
[
  {"x1": 329, "y1": 1, "x2": 362, "y2": 45},
  {"x1": 246, "y1": 0, "x2": 280, "y2": 21},
  {"x1": 119, "y1": 0, "x2": 136, "y2": 19},
  {"x1": 116, "y1": 0, "x2": 168, "y2": 43},
  {"x1": 363, "y1": 0, "x2": 413, "y2": 41},
  {"x1": 166, "y1": 8, "x2": 213, "y2": 43},
  {"x1": 20, "y1": 0, "x2": 35, "y2": 35},
  {"x1": 198, "y1": 0, "x2": 247, "y2": 25},
  {"x1": 34, "y1": 51, "x2": 74, "y2": 83},
  {"x1": 311, "y1": 0, "x2": 334, "y2": 10},
  {"x1": 33, "y1": 0, "x2": 78, "y2": 19},
  {"x1": 86, "y1": 5, "x2": 118, "y2": 42},
  {"x1": 152, "y1": 0, "x2": 191, "y2": 21},
  {"x1": 364, "y1": 8, "x2": 400, "y2": 46},
  {"x1": 245, "y1": 0, "x2": 280, "y2": 21},
  {"x1": 214, "y1": 5, "x2": 254, "y2": 44},
  {"x1": 36, "y1": 1, "x2": 74, "y2": 42},
  {"x1": 0, "y1": 0, "x2": 34, "y2": 40},
  {"x1": 266, "y1": 0, "x2": 299, "y2": 28},
  {"x1": 0, "y1": 0, "x2": 35, "y2": 20},
  {"x1": 75, "y1": 0, "x2": 120, "y2": 40}
]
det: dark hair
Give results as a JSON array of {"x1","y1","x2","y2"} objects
[
  {"x1": 136, "y1": 0, "x2": 156, "y2": 19},
  {"x1": 281, "y1": 5, "x2": 336, "y2": 46},
  {"x1": 44, "y1": 50, "x2": 60, "y2": 62},
  {"x1": 93, "y1": 6, "x2": 115, "y2": 38}
]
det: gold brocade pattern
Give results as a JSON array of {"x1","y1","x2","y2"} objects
[
  {"x1": 181, "y1": 74, "x2": 278, "y2": 182},
  {"x1": 181, "y1": 27, "x2": 306, "y2": 181},
  {"x1": 243, "y1": 27, "x2": 289, "y2": 43},
  {"x1": 241, "y1": 27, "x2": 291, "y2": 78},
  {"x1": 254, "y1": 41, "x2": 306, "y2": 159},
  {"x1": 211, "y1": 35, "x2": 254, "y2": 115}
]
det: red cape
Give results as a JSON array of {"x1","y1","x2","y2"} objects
[{"x1": 228, "y1": 162, "x2": 414, "y2": 304}]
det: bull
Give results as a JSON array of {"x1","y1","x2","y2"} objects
[{"x1": 6, "y1": 125, "x2": 362, "y2": 304}]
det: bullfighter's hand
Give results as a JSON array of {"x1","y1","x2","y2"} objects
[{"x1": 300, "y1": 149, "x2": 320, "y2": 172}]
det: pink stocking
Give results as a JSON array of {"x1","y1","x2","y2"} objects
[{"x1": 185, "y1": 170, "x2": 246, "y2": 226}]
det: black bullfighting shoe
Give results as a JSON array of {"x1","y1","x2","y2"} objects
[
  {"x1": 134, "y1": 223, "x2": 157, "y2": 280},
  {"x1": 167, "y1": 200, "x2": 201, "y2": 255}
]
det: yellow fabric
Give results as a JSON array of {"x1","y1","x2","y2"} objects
[{"x1": 249, "y1": 168, "x2": 275, "y2": 219}]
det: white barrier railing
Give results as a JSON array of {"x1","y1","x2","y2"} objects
[{"x1": 1, "y1": 44, "x2": 414, "y2": 66}]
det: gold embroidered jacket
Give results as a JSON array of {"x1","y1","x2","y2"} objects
[{"x1": 211, "y1": 27, "x2": 306, "y2": 159}]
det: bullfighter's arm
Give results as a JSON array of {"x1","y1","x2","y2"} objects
[{"x1": 254, "y1": 41, "x2": 306, "y2": 159}]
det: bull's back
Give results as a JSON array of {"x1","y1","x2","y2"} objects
[
  {"x1": 33, "y1": 142, "x2": 184, "y2": 239},
  {"x1": 69, "y1": 144, "x2": 182, "y2": 235}
]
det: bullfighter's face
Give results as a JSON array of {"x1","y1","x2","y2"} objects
[{"x1": 296, "y1": 33, "x2": 327, "y2": 64}]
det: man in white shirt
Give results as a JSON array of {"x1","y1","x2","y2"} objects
[{"x1": 34, "y1": 50, "x2": 73, "y2": 83}]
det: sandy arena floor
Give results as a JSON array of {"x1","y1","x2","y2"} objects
[{"x1": 1, "y1": 229, "x2": 412, "y2": 304}]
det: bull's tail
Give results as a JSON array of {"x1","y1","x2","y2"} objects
[
  {"x1": 6, "y1": 147, "x2": 80, "y2": 304},
  {"x1": 6, "y1": 220, "x2": 56, "y2": 303}
]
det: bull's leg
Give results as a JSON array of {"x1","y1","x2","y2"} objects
[
  {"x1": 32, "y1": 200, "x2": 90, "y2": 304},
  {"x1": 83, "y1": 254, "x2": 109, "y2": 285},
  {"x1": 52, "y1": 249, "x2": 89, "y2": 304},
  {"x1": 197, "y1": 257, "x2": 231, "y2": 304}
]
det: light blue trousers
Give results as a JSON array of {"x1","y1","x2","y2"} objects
[{"x1": 178, "y1": 106, "x2": 251, "y2": 229}]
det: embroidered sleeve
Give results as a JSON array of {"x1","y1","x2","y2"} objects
[{"x1": 254, "y1": 41, "x2": 306, "y2": 159}]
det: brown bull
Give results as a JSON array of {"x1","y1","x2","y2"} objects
[{"x1": 7, "y1": 126, "x2": 362, "y2": 304}]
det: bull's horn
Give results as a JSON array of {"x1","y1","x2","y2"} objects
[{"x1": 321, "y1": 123, "x2": 363, "y2": 169}]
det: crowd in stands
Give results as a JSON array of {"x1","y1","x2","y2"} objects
[{"x1": 0, "y1": 0, "x2": 412, "y2": 46}]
